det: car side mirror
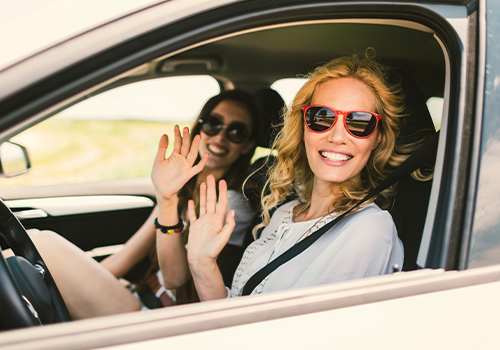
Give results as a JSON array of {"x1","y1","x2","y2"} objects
[{"x1": 0, "y1": 142, "x2": 31, "y2": 178}]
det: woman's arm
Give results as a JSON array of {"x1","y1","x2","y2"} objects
[
  {"x1": 155, "y1": 195, "x2": 190, "y2": 288},
  {"x1": 100, "y1": 206, "x2": 158, "y2": 279},
  {"x1": 152, "y1": 126, "x2": 208, "y2": 288},
  {"x1": 187, "y1": 175, "x2": 235, "y2": 301}
]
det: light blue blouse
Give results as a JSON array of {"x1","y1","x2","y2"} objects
[{"x1": 230, "y1": 201, "x2": 403, "y2": 296}]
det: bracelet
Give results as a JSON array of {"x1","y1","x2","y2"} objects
[{"x1": 154, "y1": 217, "x2": 184, "y2": 234}]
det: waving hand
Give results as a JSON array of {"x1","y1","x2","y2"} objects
[
  {"x1": 151, "y1": 126, "x2": 209, "y2": 202},
  {"x1": 187, "y1": 175, "x2": 236, "y2": 264},
  {"x1": 187, "y1": 175, "x2": 236, "y2": 300}
]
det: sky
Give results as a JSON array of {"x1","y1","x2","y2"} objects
[{"x1": 0, "y1": 0, "x2": 162, "y2": 69}]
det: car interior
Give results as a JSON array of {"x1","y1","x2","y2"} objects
[{"x1": 0, "y1": 9, "x2": 454, "y2": 331}]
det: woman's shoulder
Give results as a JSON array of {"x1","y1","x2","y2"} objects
[
  {"x1": 226, "y1": 189, "x2": 254, "y2": 214},
  {"x1": 352, "y1": 202, "x2": 391, "y2": 216},
  {"x1": 256, "y1": 200, "x2": 297, "y2": 237},
  {"x1": 350, "y1": 203, "x2": 393, "y2": 223},
  {"x1": 227, "y1": 189, "x2": 249, "y2": 205},
  {"x1": 340, "y1": 203, "x2": 397, "y2": 238},
  {"x1": 269, "y1": 200, "x2": 298, "y2": 220},
  {"x1": 227, "y1": 189, "x2": 242, "y2": 198},
  {"x1": 276, "y1": 199, "x2": 298, "y2": 212}
]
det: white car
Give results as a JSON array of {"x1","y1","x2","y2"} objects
[{"x1": 1, "y1": 0, "x2": 499, "y2": 349}]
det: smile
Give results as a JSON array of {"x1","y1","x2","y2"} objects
[
  {"x1": 320, "y1": 151, "x2": 353, "y2": 162},
  {"x1": 208, "y1": 144, "x2": 229, "y2": 156}
]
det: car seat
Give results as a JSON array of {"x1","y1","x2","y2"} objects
[
  {"x1": 389, "y1": 69, "x2": 436, "y2": 271},
  {"x1": 243, "y1": 88, "x2": 286, "y2": 213}
]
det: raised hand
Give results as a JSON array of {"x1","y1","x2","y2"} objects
[
  {"x1": 187, "y1": 175, "x2": 236, "y2": 266},
  {"x1": 151, "y1": 126, "x2": 209, "y2": 203}
]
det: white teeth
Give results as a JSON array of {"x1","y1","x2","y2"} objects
[
  {"x1": 208, "y1": 144, "x2": 227, "y2": 155},
  {"x1": 320, "y1": 151, "x2": 352, "y2": 161}
]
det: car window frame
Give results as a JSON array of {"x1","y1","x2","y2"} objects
[{"x1": 0, "y1": 0, "x2": 471, "y2": 270}]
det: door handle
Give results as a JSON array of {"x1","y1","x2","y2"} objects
[{"x1": 13, "y1": 209, "x2": 48, "y2": 220}]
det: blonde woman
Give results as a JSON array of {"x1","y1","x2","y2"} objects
[{"x1": 153, "y1": 54, "x2": 416, "y2": 300}]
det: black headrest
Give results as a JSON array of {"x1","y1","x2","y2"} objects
[
  {"x1": 394, "y1": 69, "x2": 436, "y2": 144},
  {"x1": 254, "y1": 88, "x2": 285, "y2": 148}
]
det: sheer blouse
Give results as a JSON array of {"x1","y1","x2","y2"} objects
[{"x1": 230, "y1": 200, "x2": 403, "y2": 296}]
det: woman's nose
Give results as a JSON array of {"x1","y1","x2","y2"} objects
[
  {"x1": 213, "y1": 128, "x2": 228, "y2": 142},
  {"x1": 327, "y1": 116, "x2": 348, "y2": 144}
]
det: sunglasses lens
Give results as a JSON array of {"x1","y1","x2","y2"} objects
[
  {"x1": 201, "y1": 116, "x2": 223, "y2": 136},
  {"x1": 201, "y1": 116, "x2": 249, "y2": 143},
  {"x1": 346, "y1": 112, "x2": 378, "y2": 137},
  {"x1": 226, "y1": 123, "x2": 249, "y2": 144},
  {"x1": 305, "y1": 107, "x2": 336, "y2": 132}
]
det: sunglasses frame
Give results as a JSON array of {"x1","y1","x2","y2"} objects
[
  {"x1": 302, "y1": 105, "x2": 383, "y2": 139},
  {"x1": 198, "y1": 116, "x2": 249, "y2": 144}
]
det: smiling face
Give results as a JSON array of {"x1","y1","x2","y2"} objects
[
  {"x1": 198, "y1": 99, "x2": 255, "y2": 171},
  {"x1": 303, "y1": 77, "x2": 382, "y2": 189}
]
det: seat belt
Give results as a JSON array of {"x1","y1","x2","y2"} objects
[{"x1": 242, "y1": 132, "x2": 439, "y2": 296}]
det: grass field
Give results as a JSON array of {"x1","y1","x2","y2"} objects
[
  {"x1": 2, "y1": 118, "x2": 270, "y2": 188},
  {"x1": 2, "y1": 119, "x2": 190, "y2": 188}
]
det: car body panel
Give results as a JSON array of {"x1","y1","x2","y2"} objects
[
  {"x1": 0, "y1": 265, "x2": 499, "y2": 349},
  {"x1": 109, "y1": 279, "x2": 500, "y2": 350}
]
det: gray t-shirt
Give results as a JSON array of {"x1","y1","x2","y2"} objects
[{"x1": 225, "y1": 190, "x2": 255, "y2": 247}]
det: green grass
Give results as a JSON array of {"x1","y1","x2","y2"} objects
[{"x1": 2, "y1": 119, "x2": 190, "y2": 188}]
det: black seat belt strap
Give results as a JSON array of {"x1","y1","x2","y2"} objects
[{"x1": 242, "y1": 132, "x2": 439, "y2": 296}]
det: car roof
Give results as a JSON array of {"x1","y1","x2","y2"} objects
[{"x1": 153, "y1": 21, "x2": 445, "y2": 99}]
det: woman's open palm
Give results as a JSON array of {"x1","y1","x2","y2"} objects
[
  {"x1": 151, "y1": 126, "x2": 209, "y2": 201},
  {"x1": 187, "y1": 175, "x2": 235, "y2": 264}
]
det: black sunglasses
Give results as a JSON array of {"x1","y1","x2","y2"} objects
[{"x1": 198, "y1": 115, "x2": 250, "y2": 144}]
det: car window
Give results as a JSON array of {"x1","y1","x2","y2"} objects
[
  {"x1": 426, "y1": 97, "x2": 443, "y2": 130},
  {"x1": 271, "y1": 78, "x2": 308, "y2": 107},
  {"x1": 2, "y1": 76, "x2": 220, "y2": 188}
]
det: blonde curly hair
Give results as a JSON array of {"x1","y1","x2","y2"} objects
[{"x1": 254, "y1": 53, "x2": 428, "y2": 236}]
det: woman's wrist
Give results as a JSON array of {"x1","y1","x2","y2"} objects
[
  {"x1": 155, "y1": 195, "x2": 181, "y2": 229},
  {"x1": 188, "y1": 256, "x2": 218, "y2": 277},
  {"x1": 156, "y1": 193, "x2": 179, "y2": 208},
  {"x1": 189, "y1": 258, "x2": 227, "y2": 301}
]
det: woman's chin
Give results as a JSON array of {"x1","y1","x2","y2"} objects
[{"x1": 206, "y1": 159, "x2": 231, "y2": 171}]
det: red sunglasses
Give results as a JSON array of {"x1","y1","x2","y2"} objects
[{"x1": 302, "y1": 105, "x2": 383, "y2": 138}]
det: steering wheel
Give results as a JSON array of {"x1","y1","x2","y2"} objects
[{"x1": 0, "y1": 198, "x2": 71, "y2": 330}]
